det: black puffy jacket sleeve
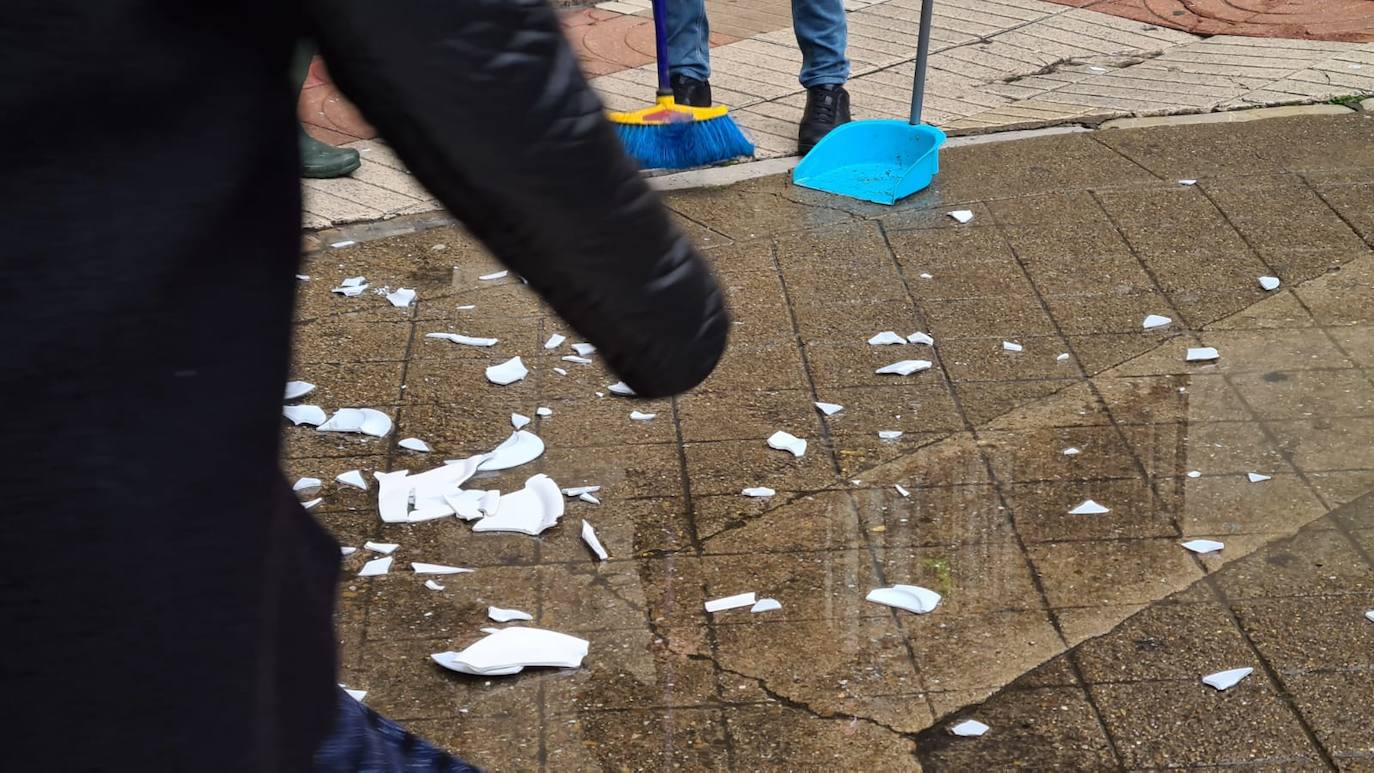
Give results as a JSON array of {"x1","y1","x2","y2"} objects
[{"x1": 307, "y1": 0, "x2": 728, "y2": 398}]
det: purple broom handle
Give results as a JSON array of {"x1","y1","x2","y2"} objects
[{"x1": 651, "y1": 0, "x2": 672, "y2": 96}]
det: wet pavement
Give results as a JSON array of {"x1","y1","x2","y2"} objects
[{"x1": 289, "y1": 113, "x2": 1374, "y2": 770}]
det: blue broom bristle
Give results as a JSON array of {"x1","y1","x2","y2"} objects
[{"x1": 614, "y1": 115, "x2": 755, "y2": 170}]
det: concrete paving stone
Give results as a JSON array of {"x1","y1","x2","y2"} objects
[
  {"x1": 302, "y1": 186, "x2": 386, "y2": 225},
  {"x1": 1073, "y1": 595, "x2": 1254, "y2": 682},
  {"x1": 1006, "y1": 475, "x2": 1182, "y2": 542},
  {"x1": 546, "y1": 708, "x2": 727, "y2": 771},
  {"x1": 699, "y1": 489, "x2": 871, "y2": 554},
  {"x1": 1233, "y1": 594, "x2": 1374, "y2": 675},
  {"x1": 954, "y1": 378, "x2": 1080, "y2": 425},
  {"x1": 1029, "y1": 536, "x2": 1205, "y2": 607},
  {"x1": 1174, "y1": 473, "x2": 1332, "y2": 536},
  {"x1": 980, "y1": 421, "x2": 1142, "y2": 479},
  {"x1": 1122, "y1": 419, "x2": 1292, "y2": 477},
  {"x1": 676, "y1": 388, "x2": 822, "y2": 443},
  {"x1": 1092, "y1": 368, "x2": 1250, "y2": 426},
  {"x1": 1090, "y1": 677, "x2": 1324, "y2": 769},
  {"x1": 1283, "y1": 671, "x2": 1374, "y2": 763},
  {"x1": 727, "y1": 705, "x2": 920, "y2": 770},
  {"x1": 916, "y1": 685, "x2": 1117, "y2": 769},
  {"x1": 1267, "y1": 416, "x2": 1374, "y2": 473},
  {"x1": 1213, "y1": 526, "x2": 1374, "y2": 601},
  {"x1": 1230, "y1": 369, "x2": 1374, "y2": 420},
  {"x1": 853, "y1": 482, "x2": 1020, "y2": 547},
  {"x1": 873, "y1": 540, "x2": 1046, "y2": 615}
]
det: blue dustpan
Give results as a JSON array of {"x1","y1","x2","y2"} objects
[{"x1": 793, "y1": 0, "x2": 943, "y2": 205}]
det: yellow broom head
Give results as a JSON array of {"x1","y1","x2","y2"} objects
[{"x1": 607, "y1": 95, "x2": 729, "y2": 126}]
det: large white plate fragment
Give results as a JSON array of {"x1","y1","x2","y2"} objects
[
  {"x1": 544, "y1": 334, "x2": 566, "y2": 349},
  {"x1": 868, "y1": 331, "x2": 906, "y2": 346},
  {"x1": 293, "y1": 477, "x2": 322, "y2": 492},
  {"x1": 815, "y1": 402, "x2": 844, "y2": 416},
  {"x1": 767, "y1": 431, "x2": 807, "y2": 458},
  {"x1": 385, "y1": 288, "x2": 416, "y2": 308},
  {"x1": 364, "y1": 541, "x2": 399, "y2": 555},
  {"x1": 1182, "y1": 539, "x2": 1224, "y2": 554},
  {"x1": 411, "y1": 562, "x2": 474, "y2": 575},
  {"x1": 283, "y1": 405, "x2": 327, "y2": 426},
  {"x1": 1069, "y1": 499, "x2": 1110, "y2": 515},
  {"x1": 1142, "y1": 314, "x2": 1172, "y2": 330},
  {"x1": 581, "y1": 520, "x2": 609, "y2": 561},
  {"x1": 608, "y1": 381, "x2": 635, "y2": 396},
  {"x1": 486, "y1": 357, "x2": 528, "y2": 385},
  {"x1": 1258, "y1": 276, "x2": 1281, "y2": 291},
  {"x1": 431, "y1": 627, "x2": 588, "y2": 676},
  {"x1": 489, "y1": 607, "x2": 534, "y2": 623},
  {"x1": 473, "y1": 474, "x2": 564, "y2": 535},
  {"x1": 1202, "y1": 667, "x2": 1252, "y2": 691},
  {"x1": 426, "y1": 332, "x2": 498, "y2": 347},
  {"x1": 332, "y1": 283, "x2": 368, "y2": 297},
  {"x1": 947, "y1": 210, "x2": 974, "y2": 224},
  {"x1": 1186, "y1": 347, "x2": 1220, "y2": 362},
  {"x1": 705, "y1": 592, "x2": 757, "y2": 613},
  {"x1": 908, "y1": 331, "x2": 934, "y2": 346},
  {"x1": 478, "y1": 431, "x2": 545, "y2": 471},
  {"x1": 398, "y1": 437, "x2": 431, "y2": 452},
  {"x1": 949, "y1": 719, "x2": 989, "y2": 737},
  {"x1": 284, "y1": 381, "x2": 316, "y2": 400},
  {"x1": 876, "y1": 360, "x2": 932, "y2": 376},
  {"x1": 866, "y1": 585, "x2": 941, "y2": 614},
  {"x1": 336, "y1": 470, "x2": 368, "y2": 490},
  {"x1": 317, "y1": 408, "x2": 392, "y2": 437},
  {"x1": 358, "y1": 556, "x2": 393, "y2": 577}
]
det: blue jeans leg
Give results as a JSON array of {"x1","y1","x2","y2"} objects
[
  {"x1": 666, "y1": 0, "x2": 711, "y2": 82},
  {"x1": 793, "y1": 0, "x2": 850, "y2": 88}
]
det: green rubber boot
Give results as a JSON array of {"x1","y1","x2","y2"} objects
[
  {"x1": 293, "y1": 40, "x2": 360, "y2": 179},
  {"x1": 300, "y1": 128, "x2": 361, "y2": 178}
]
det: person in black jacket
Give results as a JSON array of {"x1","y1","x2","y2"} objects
[{"x1": 0, "y1": 0, "x2": 728, "y2": 770}]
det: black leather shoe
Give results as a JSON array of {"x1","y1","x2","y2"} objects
[
  {"x1": 798, "y1": 84, "x2": 851, "y2": 155},
  {"x1": 670, "y1": 74, "x2": 713, "y2": 108}
]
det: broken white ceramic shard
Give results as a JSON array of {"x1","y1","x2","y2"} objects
[
  {"x1": 579, "y1": 493, "x2": 600, "y2": 505},
  {"x1": 950, "y1": 719, "x2": 989, "y2": 737},
  {"x1": 1089, "y1": 65, "x2": 1108, "y2": 73},
  {"x1": 340, "y1": 546, "x2": 356, "y2": 556},
  {"x1": 767, "y1": 431, "x2": 807, "y2": 458},
  {"x1": 478, "y1": 270, "x2": 508, "y2": 281},
  {"x1": 947, "y1": 209, "x2": 974, "y2": 224},
  {"x1": 317, "y1": 407, "x2": 392, "y2": 437},
  {"x1": 552, "y1": 368, "x2": 568, "y2": 376},
  {"x1": 293, "y1": 477, "x2": 322, "y2": 492},
  {"x1": 425, "y1": 332, "x2": 498, "y2": 347},
  {"x1": 407, "y1": 503, "x2": 454, "y2": 523},
  {"x1": 895, "y1": 484, "x2": 911, "y2": 498},
  {"x1": 1069, "y1": 499, "x2": 1110, "y2": 515},
  {"x1": 742, "y1": 487, "x2": 776, "y2": 498},
  {"x1": 1057, "y1": 353, "x2": 1070, "y2": 362},
  {"x1": 877, "y1": 360, "x2": 932, "y2": 376},
  {"x1": 486, "y1": 357, "x2": 528, "y2": 386},
  {"x1": 1181, "y1": 539, "x2": 1224, "y2": 554},
  {"x1": 608, "y1": 381, "x2": 635, "y2": 396},
  {"x1": 1063, "y1": 447, "x2": 1081, "y2": 456},
  {"x1": 1365, "y1": 610, "x2": 1374, "y2": 623},
  {"x1": 1186, "y1": 347, "x2": 1220, "y2": 362},
  {"x1": 572, "y1": 343, "x2": 597, "y2": 357},
  {"x1": 284, "y1": 381, "x2": 316, "y2": 400},
  {"x1": 561, "y1": 356, "x2": 592, "y2": 365},
  {"x1": 424, "y1": 579, "x2": 446, "y2": 591},
  {"x1": 489, "y1": 607, "x2": 534, "y2": 623},
  {"x1": 456, "y1": 304, "x2": 475, "y2": 310},
  {"x1": 919, "y1": 272, "x2": 934, "y2": 279},
  {"x1": 1002, "y1": 341, "x2": 1023, "y2": 352},
  {"x1": 398, "y1": 437, "x2": 431, "y2": 452},
  {"x1": 364, "y1": 541, "x2": 399, "y2": 555},
  {"x1": 907, "y1": 331, "x2": 935, "y2": 346},
  {"x1": 815, "y1": 402, "x2": 844, "y2": 416},
  {"x1": 374, "y1": 470, "x2": 412, "y2": 524},
  {"x1": 296, "y1": 274, "x2": 310, "y2": 281},
  {"x1": 283, "y1": 404, "x2": 327, "y2": 426},
  {"x1": 563, "y1": 486, "x2": 601, "y2": 498},
  {"x1": 1142, "y1": 314, "x2": 1172, "y2": 330},
  {"x1": 301, "y1": 498, "x2": 322, "y2": 510},
  {"x1": 473, "y1": 474, "x2": 564, "y2": 535},
  {"x1": 544, "y1": 333, "x2": 566, "y2": 349},
  {"x1": 478, "y1": 431, "x2": 545, "y2": 471},
  {"x1": 443, "y1": 490, "x2": 495, "y2": 521},
  {"x1": 358, "y1": 556, "x2": 393, "y2": 577},
  {"x1": 751, "y1": 598, "x2": 782, "y2": 613},
  {"x1": 1258, "y1": 276, "x2": 1281, "y2": 291},
  {"x1": 581, "y1": 520, "x2": 609, "y2": 561},
  {"x1": 431, "y1": 627, "x2": 589, "y2": 676},
  {"x1": 629, "y1": 411, "x2": 656, "y2": 421},
  {"x1": 1187, "y1": 470, "x2": 1202, "y2": 478},
  {"x1": 336, "y1": 470, "x2": 368, "y2": 490},
  {"x1": 1202, "y1": 667, "x2": 1252, "y2": 691},
  {"x1": 332, "y1": 284, "x2": 368, "y2": 297},
  {"x1": 340, "y1": 275, "x2": 366, "y2": 287},
  {"x1": 1247, "y1": 472, "x2": 1272, "y2": 483},
  {"x1": 866, "y1": 585, "x2": 942, "y2": 614},
  {"x1": 412, "y1": 562, "x2": 474, "y2": 575},
  {"x1": 511, "y1": 413, "x2": 531, "y2": 430},
  {"x1": 343, "y1": 688, "x2": 368, "y2": 702},
  {"x1": 385, "y1": 288, "x2": 416, "y2": 308},
  {"x1": 1178, "y1": 179, "x2": 1197, "y2": 186},
  {"x1": 879, "y1": 430, "x2": 903, "y2": 440},
  {"x1": 868, "y1": 331, "x2": 906, "y2": 346},
  {"x1": 705, "y1": 592, "x2": 757, "y2": 613}
]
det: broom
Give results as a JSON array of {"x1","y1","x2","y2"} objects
[{"x1": 607, "y1": 0, "x2": 754, "y2": 169}]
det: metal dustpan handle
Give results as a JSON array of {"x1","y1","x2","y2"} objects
[{"x1": 909, "y1": 0, "x2": 935, "y2": 126}]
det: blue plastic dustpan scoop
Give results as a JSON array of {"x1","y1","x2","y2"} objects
[
  {"x1": 793, "y1": 122, "x2": 945, "y2": 205},
  {"x1": 792, "y1": 0, "x2": 943, "y2": 205}
]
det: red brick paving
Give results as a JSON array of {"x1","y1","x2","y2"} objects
[
  {"x1": 300, "y1": 8, "x2": 739, "y2": 146},
  {"x1": 1061, "y1": 0, "x2": 1374, "y2": 43}
]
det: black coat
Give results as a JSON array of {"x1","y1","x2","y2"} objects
[{"x1": 0, "y1": 0, "x2": 727, "y2": 769}]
